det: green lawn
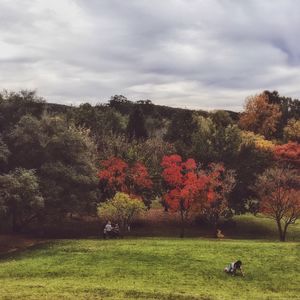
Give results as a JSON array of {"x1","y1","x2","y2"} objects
[
  {"x1": 0, "y1": 238, "x2": 299, "y2": 300},
  {"x1": 232, "y1": 214, "x2": 300, "y2": 241}
]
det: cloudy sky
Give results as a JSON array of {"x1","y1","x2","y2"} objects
[{"x1": 1, "y1": 0, "x2": 300, "y2": 110}]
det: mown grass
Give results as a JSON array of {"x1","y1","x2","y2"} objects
[
  {"x1": 0, "y1": 237, "x2": 299, "y2": 300},
  {"x1": 232, "y1": 214, "x2": 300, "y2": 241}
]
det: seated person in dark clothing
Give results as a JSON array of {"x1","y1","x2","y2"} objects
[{"x1": 111, "y1": 223, "x2": 120, "y2": 238}]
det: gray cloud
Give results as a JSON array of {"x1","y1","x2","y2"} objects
[{"x1": 0, "y1": 0, "x2": 300, "y2": 110}]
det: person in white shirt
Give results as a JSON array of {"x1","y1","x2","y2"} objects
[{"x1": 103, "y1": 221, "x2": 112, "y2": 239}]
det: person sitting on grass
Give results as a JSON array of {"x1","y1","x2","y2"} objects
[
  {"x1": 111, "y1": 223, "x2": 120, "y2": 238},
  {"x1": 103, "y1": 221, "x2": 112, "y2": 239},
  {"x1": 224, "y1": 260, "x2": 244, "y2": 276},
  {"x1": 217, "y1": 229, "x2": 224, "y2": 239}
]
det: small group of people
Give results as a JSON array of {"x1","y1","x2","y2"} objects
[
  {"x1": 103, "y1": 221, "x2": 244, "y2": 277},
  {"x1": 103, "y1": 221, "x2": 120, "y2": 239}
]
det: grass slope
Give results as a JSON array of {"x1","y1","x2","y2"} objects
[{"x1": 0, "y1": 238, "x2": 299, "y2": 300}]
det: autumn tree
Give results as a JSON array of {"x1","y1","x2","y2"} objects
[
  {"x1": 239, "y1": 93, "x2": 282, "y2": 139},
  {"x1": 126, "y1": 138, "x2": 175, "y2": 199},
  {"x1": 256, "y1": 167, "x2": 300, "y2": 241},
  {"x1": 273, "y1": 142, "x2": 300, "y2": 167},
  {"x1": 241, "y1": 131, "x2": 275, "y2": 152},
  {"x1": 161, "y1": 155, "x2": 209, "y2": 237},
  {"x1": 283, "y1": 119, "x2": 300, "y2": 143},
  {"x1": 200, "y1": 163, "x2": 235, "y2": 233},
  {"x1": 97, "y1": 192, "x2": 146, "y2": 234},
  {"x1": 263, "y1": 90, "x2": 300, "y2": 140},
  {"x1": 98, "y1": 157, "x2": 153, "y2": 205}
]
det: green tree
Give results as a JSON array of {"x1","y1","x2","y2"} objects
[
  {"x1": 0, "y1": 90, "x2": 45, "y2": 134},
  {"x1": 191, "y1": 116, "x2": 216, "y2": 164},
  {"x1": 8, "y1": 115, "x2": 98, "y2": 220},
  {"x1": 210, "y1": 110, "x2": 233, "y2": 128},
  {"x1": 165, "y1": 110, "x2": 197, "y2": 157},
  {"x1": 97, "y1": 192, "x2": 146, "y2": 234},
  {"x1": 191, "y1": 116, "x2": 241, "y2": 166},
  {"x1": 72, "y1": 103, "x2": 127, "y2": 145},
  {"x1": 0, "y1": 136, "x2": 10, "y2": 171},
  {"x1": 127, "y1": 107, "x2": 148, "y2": 140},
  {"x1": 0, "y1": 168, "x2": 44, "y2": 232},
  {"x1": 109, "y1": 95, "x2": 134, "y2": 115},
  {"x1": 230, "y1": 143, "x2": 273, "y2": 212}
]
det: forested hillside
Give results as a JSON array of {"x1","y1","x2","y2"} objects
[{"x1": 0, "y1": 90, "x2": 299, "y2": 239}]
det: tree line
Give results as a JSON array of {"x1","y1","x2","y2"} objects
[{"x1": 0, "y1": 90, "x2": 299, "y2": 241}]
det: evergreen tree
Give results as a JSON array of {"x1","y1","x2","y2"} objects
[
  {"x1": 127, "y1": 107, "x2": 148, "y2": 140},
  {"x1": 165, "y1": 110, "x2": 197, "y2": 157}
]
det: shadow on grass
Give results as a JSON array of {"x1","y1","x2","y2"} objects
[
  {"x1": 0, "y1": 240, "x2": 54, "y2": 262},
  {"x1": 123, "y1": 289, "x2": 210, "y2": 300},
  {"x1": 82, "y1": 287, "x2": 211, "y2": 300}
]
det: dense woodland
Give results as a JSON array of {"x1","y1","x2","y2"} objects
[{"x1": 0, "y1": 90, "x2": 299, "y2": 240}]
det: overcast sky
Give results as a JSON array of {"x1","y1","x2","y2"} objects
[{"x1": 1, "y1": 0, "x2": 300, "y2": 110}]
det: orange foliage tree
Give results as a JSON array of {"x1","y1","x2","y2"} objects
[
  {"x1": 98, "y1": 157, "x2": 153, "y2": 204},
  {"x1": 161, "y1": 155, "x2": 209, "y2": 237},
  {"x1": 256, "y1": 167, "x2": 300, "y2": 241},
  {"x1": 239, "y1": 93, "x2": 282, "y2": 139}
]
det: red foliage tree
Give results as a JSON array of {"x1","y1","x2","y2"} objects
[
  {"x1": 98, "y1": 157, "x2": 128, "y2": 192},
  {"x1": 273, "y1": 142, "x2": 300, "y2": 167},
  {"x1": 201, "y1": 163, "x2": 235, "y2": 233},
  {"x1": 256, "y1": 167, "x2": 300, "y2": 241},
  {"x1": 98, "y1": 157, "x2": 152, "y2": 203},
  {"x1": 161, "y1": 155, "x2": 209, "y2": 237}
]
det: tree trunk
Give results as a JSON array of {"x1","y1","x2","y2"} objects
[
  {"x1": 282, "y1": 223, "x2": 289, "y2": 242},
  {"x1": 180, "y1": 210, "x2": 185, "y2": 238},
  {"x1": 11, "y1": 208, "x2": 21, "y2": 233},
  {"x1": 214, "y1": 222, "x2": 218, "y2": 238},
  {"x1": 276, "y1": 219, "x2": 285, "y2": 242},
  {"x1": 214, "y1": 214, "x2": 220, "y2": 238},
  {"x1": 120, "y1": 220, "x2": 128, "y2": 237}
]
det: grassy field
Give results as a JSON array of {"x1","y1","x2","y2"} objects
[
  {"x1": 231, "y1": 214, "x2": 300, "y2": 241},
  {"x1": 0, "y1": 238, "x2": 299, "y2": 300}
]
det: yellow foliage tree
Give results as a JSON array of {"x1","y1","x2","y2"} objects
[
  {"x1": 241, "y1": 131, "x2": 275, "y2": 151},
  {"x1": 283, "y1": 119, "x2": 300, "y2": 143},
  {"x1": 97, "y1": 192, "x2": 146, "y2": 234}
]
